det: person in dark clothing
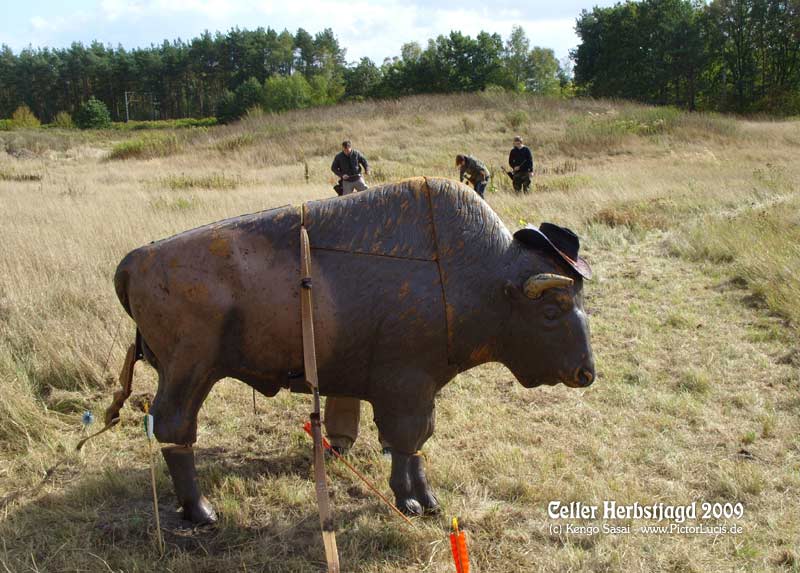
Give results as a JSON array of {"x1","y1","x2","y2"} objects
[
  {"x1": 508, "y1": 135, "x2": 534, "y2": 193},
  {"x1": 456, "y1": 154, "x2": 491, "y2": 199},
  {"x1": 331, "y1": 140, "x2": 369, "y2": 195},
  {"x1": 327, "y1": 139, "x2": 389, "y2": 455}
]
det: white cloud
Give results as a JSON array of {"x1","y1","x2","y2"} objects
[
  {"x1": 24, "y1": 12, "x2": 94, "y2": 46},
  {"x1": 100, "y1": 0, "x2": 234, "y2": 22},
  {"x1": 100, "y1": 0, "x2": 145, "y2": 21},
  {"x1": 13, "y1": 0, "x2": 589, "y2": 61},
  {"x1": 30, "y1": 16, "x2": 58, "y2": 32}
]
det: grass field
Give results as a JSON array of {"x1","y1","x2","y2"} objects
[{"x1": 1, "y1": 93, "x2": 799, "y2": 572}]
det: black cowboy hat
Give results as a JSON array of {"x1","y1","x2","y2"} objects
[{"x1": 514, "y1": 222, "x2": 593, "y2": 279}]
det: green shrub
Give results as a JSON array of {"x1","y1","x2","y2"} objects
[
  {"x1": 0, "y1": 119, "x2": 11, "y2": 131},
  {"x1": 75, "y1": 97, "x2": 112, "y2": 129},
  {"x1": 505, "y1": 110, "x2": 529, "y2": 129},
  {"x1": 263, "y1": 74, "x2": 311, "y2": 112},
  {"x1": 216, "y1": 90, "x2": 238, "y2": 124},
  {"x1": 11, "y1": 105, "x2": 41, "y2": 128},
  {"x1": 236, "y1": 77, "x2": 265, "y2": 114},
  {"x1": 308, "y1": 74, "x2": 344, "y2": 106},
  {"x1": 215, "y1": 78, "x2": 266, "y2": 123},
  {"x1": 52, "y1": 111, "x2": 75, "y2": 129},
  {"x1": 483, "y1": 84, "x2": 506, "y2": 94},
  {"x1": 107, "y1": 134, "x2": 180, "y2": 160}
]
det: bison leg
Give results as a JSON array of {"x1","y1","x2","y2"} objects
[
  {"x1": 388, "y1": 452, "x2": 422, "y2": 515},
  {"x1": 374, "y1": 402, "x2": 440, "y2": 516},
  {"x1": 409, "y1": 453, "x2": 440, "y2": 515},
  {"x1": 162, "y1": 445, "x2": 218, "y2": 525},
  {"x1": 388, "y1": 451, "x2": 440, "y2": 516},
  {"x1": 151, "y1": 355, "x2": 219, "y2": 524}
]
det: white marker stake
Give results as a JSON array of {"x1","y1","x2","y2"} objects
[{"x1": 144, "y1": 411, "x2": 165, "y2": 555}]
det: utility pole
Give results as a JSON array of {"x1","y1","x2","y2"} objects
[
  {"x1": 125, "y1": 91, "x2": 156, "y2": 121},
  {"x1": 124, "y1": 91, "x2": 133, "y2": 122}
]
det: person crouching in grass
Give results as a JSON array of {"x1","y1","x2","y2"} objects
[{"x1": 456, "y1": 154, "x2": 490, "y2": 199}]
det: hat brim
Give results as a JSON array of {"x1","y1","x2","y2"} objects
[{"x1": 514, "y1": 226, "x2": 593, "y2": 280}]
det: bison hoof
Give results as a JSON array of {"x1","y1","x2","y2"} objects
[
  {"x1": 419, "y1": 493, "x2": 441, "y2": 515},
  {"x1": 397, "y1": 497, "x2": 424, "y2": 516},
  {"x1": 181, "y1": 495, "x2": 218, "y2": 525}
]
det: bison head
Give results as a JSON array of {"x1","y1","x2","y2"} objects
[{"x1": 498, "y1": 223, "x2": 595, "y2": 389}]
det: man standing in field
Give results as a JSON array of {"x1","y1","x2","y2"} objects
[
  {"x1": 456, "y1": 154, "x2": 491, "y2": 198},
  {"x1": 326, "y1": 139, "x2": 388, "y2": 455},
  {"x1": 331, "y1": 140, "x2": 370, "y2": 195},
  {"x1": 508, "y1": 135, "x2": 534, "y2": 193}
]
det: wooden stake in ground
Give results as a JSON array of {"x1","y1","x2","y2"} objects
[{"x1": 144, "y1": 404, "x2": 165, "y2": 556}]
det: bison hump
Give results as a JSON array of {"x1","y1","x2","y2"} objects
[{"x1": 303, "y1": 178, "x2": 437, "y2": 261}]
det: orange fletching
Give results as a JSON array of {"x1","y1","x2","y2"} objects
[
  {"x1": 456, "y1": 531, "x2": 469, "y2": 573},
  {"x1": 449, "y1": 533, "x2": 464, "y2": 573},
  {"x1": 449, "y1": 517, "x2": 469, "y2": 573}
]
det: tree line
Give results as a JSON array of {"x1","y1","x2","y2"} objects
[
  {"x1": 2, "y1": 0, "x2": 797, "y2": 124},
  {"x1": 0, "y1": 26, "x2": 564, "y2": 124},
  {"x1": 572, "y1": 0, "x2": 800, "y2": 114}
]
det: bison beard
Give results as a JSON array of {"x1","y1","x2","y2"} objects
[{"x1": 110, "y1": 176, "x2": 595, "y2": 524}]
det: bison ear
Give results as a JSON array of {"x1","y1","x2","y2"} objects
[{"x1": 504, "y1": 280, "x2": 524, "y2": 301}]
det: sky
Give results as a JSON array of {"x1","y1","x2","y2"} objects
[{"x1": 0, "y1": 0, "x2": 619, "y2": 64}]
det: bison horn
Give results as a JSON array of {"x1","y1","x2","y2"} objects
[{"x1": 523, "y1": 273, "x2": 574, "y2": 299}]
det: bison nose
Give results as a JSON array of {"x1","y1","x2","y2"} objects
[{"x1": 564, "y1": 366, "x2": 595, "y2": 388}]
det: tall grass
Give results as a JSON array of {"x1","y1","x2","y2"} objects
[{"x1": 673, "y1": 195, "x2": 800, "y2": 325}]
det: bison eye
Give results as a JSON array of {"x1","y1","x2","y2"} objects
[{"x1": 543, "y1": 305, "x2": 562, "y2": 321}]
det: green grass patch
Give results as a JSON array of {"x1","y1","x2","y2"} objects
[
  {"x1": 561, "y1": 106, "x2": 682, "y2": 154},
  {"x1": 504, "y1": 110, "x2": 529, "y2": 130},
  {"x1": 676, "y1": 368, "x2": 711, "y2": 396},
  {"x1": 214, "y1": 133, "x2": 257, "y2": 152},
  {"x1": 741, "y1": 430, "x2": 757, "y2": 445},
  {"x1": 107, "y1": 133, "x2": 181, "y2": 160},
  {"x1": 158, "y1": 172, "x2": 242, "y2": 191},
  {"x1": 0, "y1": 171, "x2": 42, "y2": 182},
  {"x1": 112, "y1": 117, "x2": 217, "y2": 130},
  {"x1": 149, "y1": 195, "x2": 201, "y2": 211}
]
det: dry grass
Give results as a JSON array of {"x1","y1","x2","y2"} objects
[{"x1": 0, "y1": 93, "x2": 798, "y2": 572}]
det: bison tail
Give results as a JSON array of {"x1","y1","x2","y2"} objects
[{"x1": 76, "y1": 331, "x2": 142, "y2": 451}]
